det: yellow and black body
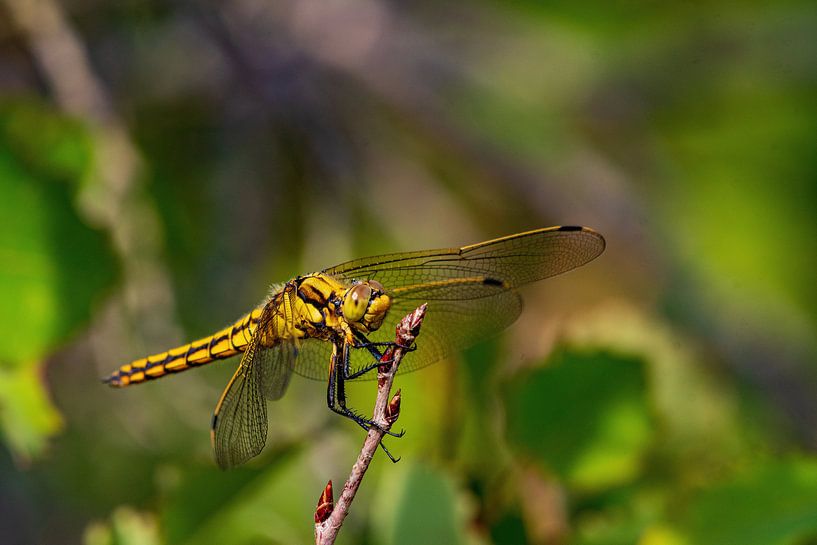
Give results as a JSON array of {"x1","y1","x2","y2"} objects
[
  {"x1": 104, "y1": 226, "x2": 605, "y2": 468},
  {"x1": 105, "y1": 275, "x2": 391, "y2": 388}
]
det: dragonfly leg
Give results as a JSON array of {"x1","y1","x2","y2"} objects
[
  {"x1": 328, "y1": 383, "x2": 405, "y2": 438},
  {"x1": 354, "y1": 328, "x2": 416, "y2": 355},
  {"x1": 357, "y1": 340, "x2": 415, "y2": 350},
  {"x1": 346, "y1": 331, "x2": 416, "y2": 380},
  {"x1": 377, "y1": 440, "x2": 402, "y2": 463},
  {"x1": 369, "y1": 341, "x2": 417, "y2": 353},
  {"x1": 346, "y1": 346, "x2": 415, "y2": 380},
  {"x1": 345, "y1": 332, "x2": 386, "y2": 379},
  {"x1": 326, "y1": 341, "x2": 404, "y2": 439}
]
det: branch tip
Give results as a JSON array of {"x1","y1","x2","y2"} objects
[
  {"x1": 396, "y1": 303, "x2": 427, "y2": 345},
  {"x1": 315, "y1": 305, "x2": 426, "y2": 544}
]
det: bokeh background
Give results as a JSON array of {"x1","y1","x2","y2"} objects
[{"x1": 2, "y1": 1, "x2": 817, "y2": 544}]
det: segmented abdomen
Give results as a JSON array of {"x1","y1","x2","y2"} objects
[{"x1": 104, "y1": 308, "x2": 264, "y2": 387}]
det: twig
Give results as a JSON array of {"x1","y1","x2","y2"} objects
[{"x1": 314, "y1": 304, "x2": 427, "y2": 544}]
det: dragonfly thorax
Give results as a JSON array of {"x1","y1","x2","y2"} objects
[{"x1": 289, "y1": 275, "x2": 391, "y2": 342}]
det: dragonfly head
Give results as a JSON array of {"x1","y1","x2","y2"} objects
[{"x1": 341, "y1": 279, "x2": 390, "y2": 333}]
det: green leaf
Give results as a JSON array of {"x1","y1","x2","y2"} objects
[
  {"x1": 0, "y1": 100, "x2": 93, "y2": 183},
  {"x1": 160, "y1": 448, "x2": 320, "y2": 545},
  {"x1": 0, "y1": 100, "x2": 118, "y2": 460},
  {"x1": 0, "y1": 363, "x2": 62, "y2": 461},
  {"x1": 503, "y1": 348, "x2": 653, "y2": 490},
  {"x1": 160, "y1": 462, "x2": 275, "y2": 545},
  {"x1": 0, "y1": 100, "x2": 118, "y2": 365},
  {"x1": 676, "y1": 459, "x2": 817, "y2": 545},
  {"x1": 373, "y1": 462, "x2": 466, "y2": 545},
  {"x1": 489, "y1": 511, "x2": 528, "y2": 545},
  {"x1": 573, "y1": 486, "x2": 672, "y2": 545},
  {"x1": 83, "y1": 507, "x2": 160, "y2": 545}
]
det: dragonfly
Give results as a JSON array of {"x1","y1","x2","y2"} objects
[{"x1": 104, "y1": 226, "x2": 605, "y2": 468}]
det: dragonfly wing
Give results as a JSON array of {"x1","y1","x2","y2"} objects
[
  {"x1": 210, "y1": 304, "x2": 297, "y2": 469},
  {"x1": 383, "y1": 287, "x2": 523, "y2": 374},
  {"x1": 292, "y1": 339, "x2": 333, "y2": 381},
  {"x1": 261, "y1": 341, "x2": 297, "y2": 401},
  {"x1": 323, "y1": 226, "x2": 605, "y2": 291},
  {"x1": 299, "y1": 227, "x2": 603, "y2": 379},
  {"x1": 292, "y1": 283, "x2": 523, "y2": 380}
]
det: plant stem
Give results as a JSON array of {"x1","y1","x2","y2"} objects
[{"x1": 314, "y1": 304, "x2": 427, "y2": 544}]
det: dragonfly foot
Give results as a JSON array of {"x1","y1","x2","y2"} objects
[
  {"x1": 378, "y1": 440, "x2": 401, "y2": 463},
  {"x1": 362, "y1": 420, "x2": 405, "y2": 438},
  {"x1": 334, "y1": 406, "x2": 403, "y2": 438}
]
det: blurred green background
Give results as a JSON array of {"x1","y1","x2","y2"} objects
[{"x1": 2, "y1": 1, "x2": 817, "y2": 544}]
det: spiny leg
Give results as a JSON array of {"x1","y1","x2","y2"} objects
[
  {"x1": 354, "y1": 330, "x2": 417, "y2": 357},
  {"x1": 326, "y1": 341, "x2": 404, "y2": 441},
  {"x1": 325, "y1": 345, "x2": 402, "y2": 463},
  {"x1": 346, "y1": 331, "x2": 416, "y2": 380},
  {"x1": 336, "y1": 343, "x2": 404, "y2": 438}
]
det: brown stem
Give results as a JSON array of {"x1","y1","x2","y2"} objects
[{"x1": 314, "y1": 304, "x2": 427, "y2": 544}]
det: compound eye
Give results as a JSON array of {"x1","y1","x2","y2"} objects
[
  {"x1": 343, "y1": 283, "x2": 372, "y2": 322},
  {"x1": 368, "y1": 280, "x2": 385, "y2": 293}
]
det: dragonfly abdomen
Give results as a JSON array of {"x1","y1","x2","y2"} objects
[{"x1": 104, "y1": 309, "x2": 264, "y2": 387}]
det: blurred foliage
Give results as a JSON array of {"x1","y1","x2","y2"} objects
[
  {"x1": 1, "y1": 1, "x2": 817, "y2": 544},
  {"x1": 372, "y1": 462, "x2": 465, "y2": 545},
  {"x1": 0, "y1": 100, "x2": 117, "y2": 461},
  {"x1": 85, "y1": 507, "x2": 161, "y2": 545},
  {"x1": 504, "y1": 349, "x2": 652, "y2": 491},
  {"x1": 676, "y1": 459, "x2": 817, "y2": 545},
  {"x1": 0, "y1": 100, "x2": 111, "y2": 365}
]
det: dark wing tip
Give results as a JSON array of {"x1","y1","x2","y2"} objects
[{"x1": 558, "y1": 225, "x2": 606, "y2": 257}]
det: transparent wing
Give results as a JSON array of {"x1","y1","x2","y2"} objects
[
  {"x1": 293, "y1": 284, "x2": 522, "y2": 381},
  {"x1": 293, "y1": 339, "x2": 333, "y2": 381},
  {"x1": 210, "y1": 303, "x2": 297, "y2": 469},
  {"x1": 293, "y1": 227, "x2": 603, "y2": 380},
  {"x1": 260, "y1": 341, "x2": 297, "y2": 401},
  {"x1": 323, "y1": 226, "x2": 605, "y2": 293}
]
